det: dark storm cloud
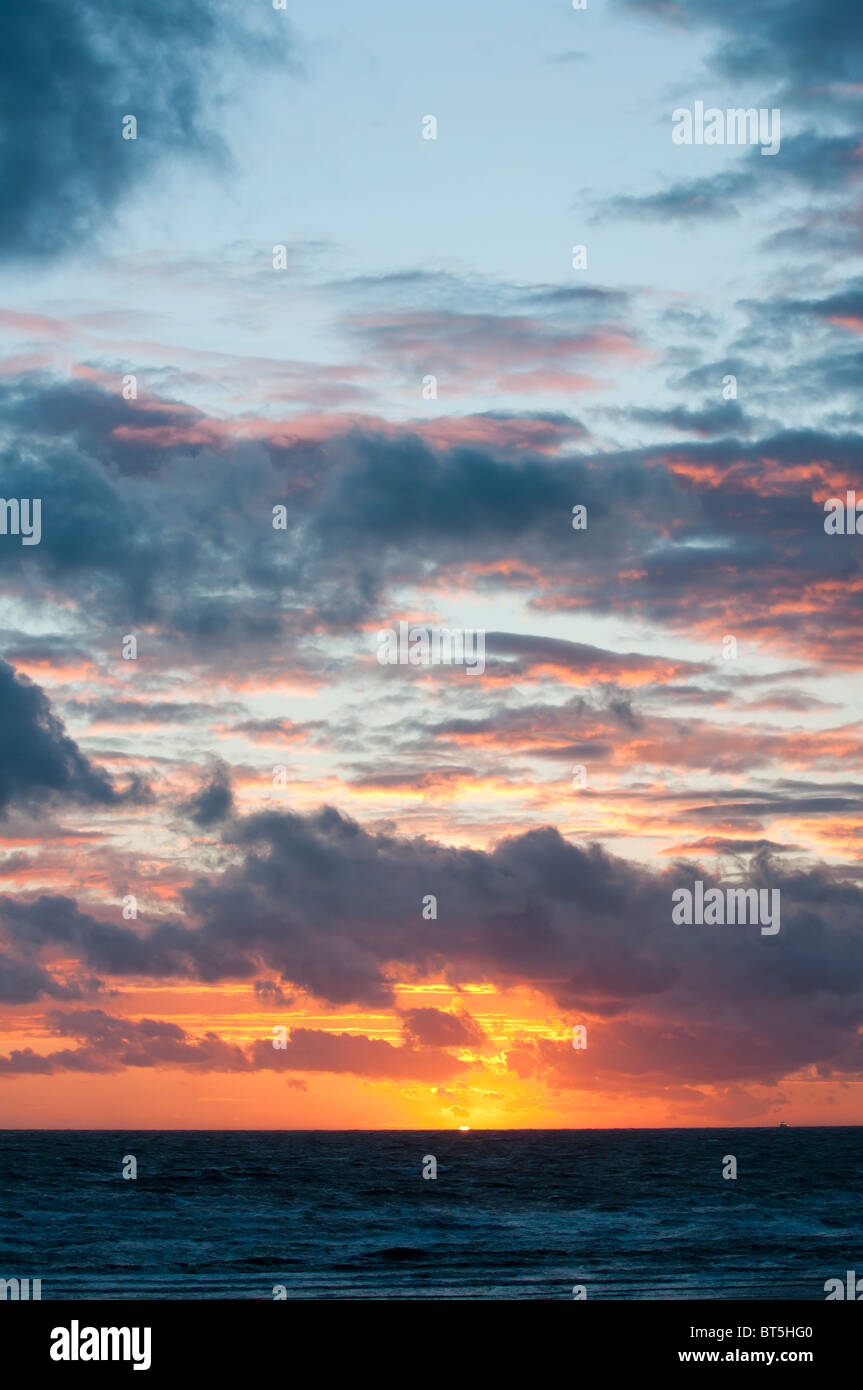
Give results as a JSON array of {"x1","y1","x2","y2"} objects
[
  {"x1": 3, "y1": 370, "x2": 863, "y2": 666},
  {"x1": 0, "y1": 893, "x2": 252, "y2": 984},
  {"x1": 0, "y1": 371, "x2": 614, "y2": 634},
  {"x1": 309, "y1": 432, "x2": 608, "y2": 548},
  {"x1": 0, "y1": 380, "x2": 311, "y2": 647},
  {"x1": 619, "y1": 0, "x2": 863, "y2": 96},
  {"x1": 0, "y1": 659, "x2": 135, "y2": 816},
  {"x1": 0, "y1": 0, "x2": 292, "y2": 259},
  {"x1": 2, "y1": 806, "x2": 863, "y2": 1086},
  {"x1": 0, "y1": 436, "x2": 172, "y2": 620},
  {"x1": 0, "y1": 951, "x2": 92, "y2": 1005},
  {"x1": 0, "y1": 374, "x2": 212, "y2": 474},
  {"x1": 9, "y1": 814, "x2": 664, "y2": 1008},
  {"x1": 181, "y1": 761, "x2": 234, "y2": 827}
]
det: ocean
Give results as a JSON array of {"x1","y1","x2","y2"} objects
[{"x1": 1, "y1": 1128, "x2": 861, "y2": 1299}]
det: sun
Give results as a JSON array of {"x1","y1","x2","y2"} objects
[{"x1": 458, "y1": 1125, "x2": 471, "y2": 1131}]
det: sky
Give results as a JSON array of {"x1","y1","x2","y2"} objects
[{"x1": 1, "y1": 0, "x2": 862, "y2": 1129}]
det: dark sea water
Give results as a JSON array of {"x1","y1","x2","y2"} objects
[{"x1": 1, "y1": 1128, "x2": 861, "y2": 1300}]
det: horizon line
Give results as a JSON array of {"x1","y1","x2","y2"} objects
[{"x1": 1, "y1": 1123, "x2": 859, "y2": 1133}]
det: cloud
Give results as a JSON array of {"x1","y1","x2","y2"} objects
[
  {"x1": 181, "y1": 761, "x2": 234, "y2": 827},
  {"x1": 3, "y1": 364, "x2": 863, "y2": 672},
  {"x1": 345, "y1": 309, "x2": 648, "y2": 394},
  {"x1": 0, "y1": 659, "x2": 134, "y2": 817},
  {"x1": 3, "y1": 805, "x2": 863, "y2": 1092},
  {"x1": 0, "y1": 0, "x2": 292, "y2": 259},
  {"x1": 0, "y1": 1010, "x2": 468, "y2": 1082},
  {"x1": 545, "y1": 50, "x2": 590, "y2": 66},
  {"x1": 400, "y1": 1007, "x2": 488, "y2": 1048},
  {"x1": 0, "y1": 952, "x2": 94, "y2": 1005},
  {"x1": 0, "y1": 1008, "x2": 249, "y2": 1073},
  {"x1": 65, "y1": 697, "x2": 235, "y2": 727},
  {"x1": 254, "y1": 979, "x2": 294, "y2": 1007},
  {"x1": 480, "y1": 633, "x2": 707, "y2": 687},
  {"x1": 248, "y1": 1028, "x2": 467, "y2": 1080},
  {"x1": 598, "y1": 132, "x2": 863, "y2": 223},
  {"x1": 618, "y1": 0, "x2": 863, "y2": 98}
]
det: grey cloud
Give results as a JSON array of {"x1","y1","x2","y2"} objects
[
  {"x1": 0, "y1": 0, "x2": 293, "y2": 260},
  {"x1": 0, "y1": 659, "x2": 137, "y2": 817}
]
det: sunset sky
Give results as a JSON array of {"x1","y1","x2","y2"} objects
[{"x1": 1, "y1": 0, "x2": 863, "y2": 1128}]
